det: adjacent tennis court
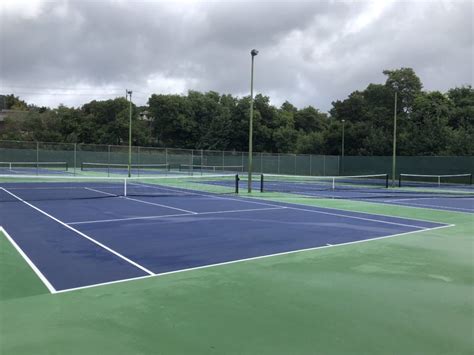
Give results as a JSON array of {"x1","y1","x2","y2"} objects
[{"x1": 257, "y1": 173, "x2": 474, "y2": 213}]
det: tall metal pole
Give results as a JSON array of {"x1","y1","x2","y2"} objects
[
  {"x1": 341, "y1": 119, "x2": 345, "y2": 175},
  {"x1": 248, "y1": 49, "x2": 258, "y2": 193},
  {"x1": 127, "y1": 90, "x2": 133, "y2": 178},
  {"x1": 392, "y1": 91, "x2": 398, "y2": 187}
]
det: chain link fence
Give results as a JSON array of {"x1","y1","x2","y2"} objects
[{"x1": 0, "y1": 140, "x2": 472, "y2": 177}]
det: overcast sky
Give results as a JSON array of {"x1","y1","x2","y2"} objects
[{"x1": 0, "y1": 0, "x2": 472, "y2": 112}]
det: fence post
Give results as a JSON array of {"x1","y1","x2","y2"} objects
[
  {"x1": 74, "y1": 143, "x2": 77, "y2": 175},
  {"x1": 36, "y1": 141, "x2": 39, "y2": 175}
]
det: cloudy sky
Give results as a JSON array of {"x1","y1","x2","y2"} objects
[{"x1": 0, "y1": 0, "x2": 472, "y2": 112}]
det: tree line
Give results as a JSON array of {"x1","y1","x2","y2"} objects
[{"x1": 1, "y1": 68, "x2": 472, "y2": 155}]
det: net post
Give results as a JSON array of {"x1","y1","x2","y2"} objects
[
  {"x1": 235, "y1": 174, "x2": 239, "y2": 194},
  {"x1": 470, "y1": 174, "x2": 473, "y2": 185},
  {"x1": 124, "y1": 178, "x2": 127, "y2": 197},
  {"x1": 385, "y1": 174, "x2": 389, "y2": 188},
  {"x1": 260, "y1": 174, "x2": 264, "y2": 192},
  {"x1": 332, "y1": 177, "x2": 335, "y2": 190},
  {"x1": 438, "y1": 175, "x2": 441, "y2": 187},
  {"x1": 398, "y1": 174, "x2": 402, "y2": 187}
]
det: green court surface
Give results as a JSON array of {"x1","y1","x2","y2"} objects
[{"x1": 1, "y1": 198, "x2": 473, "y2": 355}]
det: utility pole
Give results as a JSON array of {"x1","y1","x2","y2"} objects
[
  {"x1": 341, "y1": 119, "x2": 345, "y2": 175},
  {"x1": 126, "y1": 90, "x2": 133, "y2": 178},
  {"x1": 392, "y1": 91, "x2": 398, "y2": 187},
  {"x1": 248, "y1": 49, "x2": 258, "y2": 193}
]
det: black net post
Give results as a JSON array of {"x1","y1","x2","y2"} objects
[
  {"x1": 260, "y1": 174, "x2": 264, "y2": 192},
  {"x1": 235, "y1": 174, "x2": 240, "y2": 194},
  {"x1": 398, "y1": 174, "x2": 402, "y2": 187},
  {"x1": 385, "y1": 174, "x2": 389, "y2": 188}
]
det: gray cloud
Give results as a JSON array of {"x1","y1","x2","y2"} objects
[{"x1": 0, "y1": 0, "x2": 472, "y2": 111}]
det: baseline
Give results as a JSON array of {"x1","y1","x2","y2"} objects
[{"x1": 55, "y1": 223, "x2": 454, "y2": 294}]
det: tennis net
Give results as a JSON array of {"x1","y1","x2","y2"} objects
[
  {"x1": 179, "y1": 164, "x2": 244, "y2": 174},
  {"x1": 81, "y1": 162, "x2": 170, "y2": 176},
  {"x1": 260, "y1": 173, "x2": 389, "y2": 194},
  {"x1": 0, "y1": 174, "x2": 239, "y2": 202},
  {"x1": 0, "y1": 161, "x2": 68, "y2": 175},
  {"x1": 399, "y1": 174, "x2": 473, "y2": 188}
]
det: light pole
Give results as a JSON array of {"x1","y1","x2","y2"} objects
[
  {"x1": 392, "y1": 91, "x2": 398, "y2": 187},
  {"x1": 126, "y1": 90, "x2": 133, "y2": 178},
  {"x1": 248, "y1": 49, "x2": 258, "y2": 193},
  {"x1": 341, "y1": 119, "x2": 345, "y2": 175}
]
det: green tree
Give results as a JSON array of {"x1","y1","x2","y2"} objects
[
  {"x1": 405, "y1": 91, "x2": 452, "y2": 155},
  {"x1": 148, "y1": 94, "x2": 196, "y2": 148},
  {"x1": 383, "y1": 68, "x2": 422, "y2": 114},
  {"x1": 0, "y1": 94, "x2": 28, "y2": 110}
]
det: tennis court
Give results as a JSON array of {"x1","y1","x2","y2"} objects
[{"x1": 0, "y1": 174, "x2": 449, "y2": 292}]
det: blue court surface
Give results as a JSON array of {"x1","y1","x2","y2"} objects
[{"x1": 0, "y1": 181, "x2": 449, "y2": 293}]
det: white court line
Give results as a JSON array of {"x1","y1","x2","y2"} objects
[
  {"x1": 125, "y1": 181, "x2": 446, "y2": 227},
  {"x1": 124, "y1": 196, "x2": 198, "y2": 214},
  {"x1": 68, "y1": 212, "x2": 192, "y2": 225},
  {"x1": 78, "y1": 190, "x2": 426, "y2": 229},
  {"x1": 356, "y1": 198, "x2": 474, "y2": 215},
  {"x1": 383, "y1": 196, "x2": 473, "y2": 203},
  {"x1": 384, "y1": 200, "x2": 474, "y2": 213},
  {"x1": 128, "y1": 181, "x2": 285, "y2": 208},
  {"x1": 128, "y1": 182, "x2": 198, "y2": 196},
  {"x1": 0, "y1": 226, "x2": 57, "y2": 293},
  {"x1": 242, "y1": 195, "x2": 455, "y2": 223},
  {"x1": 274, "y1": 204, "x2": 431, "y2": 229},
  {"x1": 54, "y1": 223, "x2": 455, "y2": 294},
  {"x1": 85, "y1": 187, "x2": 197, "y2": 214},
  {"x1": 84, "y1": 187, "x2": 117, "y2": 196},
  {"x1": 67, "y1": 206, "x2": 287, "y2": 225},
  {"x1": 1, "y1": 187, "x2": 155, "y2": 280}
]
